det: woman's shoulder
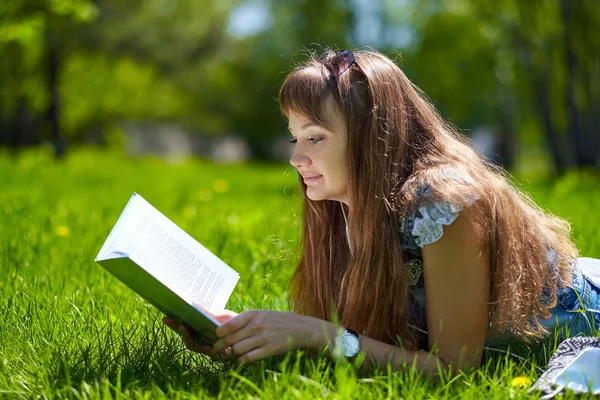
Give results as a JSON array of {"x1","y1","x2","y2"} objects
[{"x1": 401, "y1": 167, "x2": 479, "y2": 249}]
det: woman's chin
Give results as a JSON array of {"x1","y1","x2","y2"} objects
[
  {"x1": 306, "y1": 189, "x2": 349, "y2": 204},
  {"x1": 306, "y1": 190, "x2": 325, "y2": 202}
]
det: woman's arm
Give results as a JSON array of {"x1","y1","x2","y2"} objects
[
  {"x1": 306, "y1": 319, "x2": 450, "y2": 375},
  {"x1": 189, "y1": 209, "x2": 490, "y2": 374},
  {"x1": 308, "y1": 208, "x2": 490, "y2": 374},
  {"x1": 420, "y1": 207, "x2": 490, "y2": 371},
  {"x1": 211, "y1": 312, "x2": 449, "y2": 375}
]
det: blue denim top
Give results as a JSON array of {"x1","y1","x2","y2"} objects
[{"x1": 401, "y1": 187, "x2": 600, "y2": 352}]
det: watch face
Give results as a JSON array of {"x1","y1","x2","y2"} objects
[{"x1": 341, "y1": 332, "x2": 360, "y2": 358}]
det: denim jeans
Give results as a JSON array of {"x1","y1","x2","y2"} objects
[{"x1": 538, "y1": 257, "x2": 600, "y2": 336}]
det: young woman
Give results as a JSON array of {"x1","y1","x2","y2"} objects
[{"x1": 164, "y1": 49, "x2": 600, "y2": 374}]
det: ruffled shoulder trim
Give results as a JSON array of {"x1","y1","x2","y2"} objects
[
  {"x1": 402, "y1": 169, "x2": 479, "y2": 249},
  {"x1": 411, "y1": 201, "x2": 463, "y2": 247}
]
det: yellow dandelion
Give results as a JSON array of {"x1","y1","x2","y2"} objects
[
  {"x1": 511, "y1": 376, "x2": 532, "y2": 388},
  {"x1": 56, "y1": 225, "x2": 70, "y2": 236},
  {"x1": 213, "y1": 179, "x2": 229, "y2": 194}
]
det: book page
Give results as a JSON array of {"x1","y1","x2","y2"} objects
[{"x1": 97, "y1": 194, "x2": 239, "y2": 312}]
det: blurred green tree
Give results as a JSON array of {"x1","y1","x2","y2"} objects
[
  {"x1": 0, "y1": 0, "x2": 98, "y2": 156},
  {"x1": 61, "y1": 0, "x2": 233, "y2": 141},
  {"x1": 380, "y1": 0, "x2": 599, "y2": 173},
  {"x1": 1, "y1": 0, "x2": 597, "y2": 171},
  {"x1": 201, "y1": 0, "x2": 354, "y2": 158},
  {"x1": 1, "y1": 0, "x2": 355, "y2": 159}
]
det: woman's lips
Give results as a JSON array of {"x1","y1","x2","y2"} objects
[{"x1": 303, "y1": 175, "x2": 322, "y2": 184}]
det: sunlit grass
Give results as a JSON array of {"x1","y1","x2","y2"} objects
[{"x1": 1, "y1": 147, "x2": 599, "y2": 399}]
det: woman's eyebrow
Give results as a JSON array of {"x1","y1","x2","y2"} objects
[
  {"x1": 301, "y1": 122, "x2": 320, "y2": 130},
  {"x1": 287, "y1": 122, "x2": 325, "y2": 133}
]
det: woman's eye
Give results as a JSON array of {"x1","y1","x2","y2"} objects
[{"x1": 288, "y1": 137, "x2": 322, "y2": 144}]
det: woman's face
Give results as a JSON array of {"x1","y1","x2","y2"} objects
[{"x1": 288, "y1": 107, "x2": 350, "y2": 205}]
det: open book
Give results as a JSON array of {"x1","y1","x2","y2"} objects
[{"x1": 95, "y1": 193, "x2": 240, "y2": 345}]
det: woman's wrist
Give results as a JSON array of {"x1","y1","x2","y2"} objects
[{"x1": 303, "y1": 316, "x2": 340, "y2": 352}]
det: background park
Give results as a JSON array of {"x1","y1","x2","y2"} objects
[{"x1": 1, "y1": 0, "x2": 599, "y2": 398}]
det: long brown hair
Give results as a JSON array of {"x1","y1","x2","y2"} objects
[{"x1": 279, "y1": 49, "x2": 578, "y2": 349}]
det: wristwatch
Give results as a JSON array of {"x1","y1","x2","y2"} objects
[{"x1": 334, "y1": 328, "x2": 361, "y2": 359}]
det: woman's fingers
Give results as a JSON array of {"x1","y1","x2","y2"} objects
[
  {"x1": 165, "y1": 310, "x2": 278, "y2": 365},
  {"x1": 178, "y1": 325, "x2": 217, "y2": 358},
  {"x1": 162, "y1": 317, "x2": 179, "y2": 333},
  {"x1": 214, "y1": 310, "x2": 238, "y2": 323},
  {"x1": 216, "y1": 310, "x2": 256, "y2": 337},
  {"x1": 193, "y1": 305, "x2": 238, "y2": 324},
  {"x1": 163, "y1": 316, "x2": 230, "y2": 359},
  {"x1": 179, "y1": 325, "x2": 198, "y2": 350},
  {"x1": 236, "y1": 346, "x2": 270, "y2": 365},
  {"x1": 213, "y1": 325, "x2": 256, "y2": 354},
  {"x1": 230, "y1": 335, "x2": 265, "y2": 358}
]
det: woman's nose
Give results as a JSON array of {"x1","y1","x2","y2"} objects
[{"x1": 289, "y1": 147, "x2": 311, "y2": 168}]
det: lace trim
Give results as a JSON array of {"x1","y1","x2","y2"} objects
[{"x1": 411, "y1": 201, "x2": 463, "y2": 248}]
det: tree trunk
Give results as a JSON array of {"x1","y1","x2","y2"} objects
[
  {"x1": 583, "y1": 70, "x2": 600, "y2": 168},
  {"x1": 514, "y1": 32, "x2": 569, "y2": 174},
  {"x1": 560, "y1": 0, "x2": 591, "y2": 167},
  {"x1": 495, "y1": 69, "x2": 517, "y2": 170},
  {"x1": 535, "y1": 71, "x2": 569, "y2": 174},
  {"x1": 46, "y1": 19, "x2": 66, "y2": 158}
]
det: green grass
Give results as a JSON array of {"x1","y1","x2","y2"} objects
[{"x1": 0, "y1": 147, "x2": 599, "y2": 399}]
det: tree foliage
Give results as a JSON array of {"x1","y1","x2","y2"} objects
[
  {"x1": 0, "y1": 0, "x2": 598, "y2": 171},
  {"x1": 388, "y1": 0, "x2": 600, "y2": 171}
]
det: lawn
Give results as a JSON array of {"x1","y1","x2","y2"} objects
[{"x1": 1, "y1": 148, "x2": 599, "y2": 399}]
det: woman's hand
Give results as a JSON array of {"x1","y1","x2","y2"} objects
[
  {"x1": 162, "y1": 308, "x2": 238, "y2": 359},
  {"x1": 212, "y1": 310, "x2": 323, "y2": 364}
]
